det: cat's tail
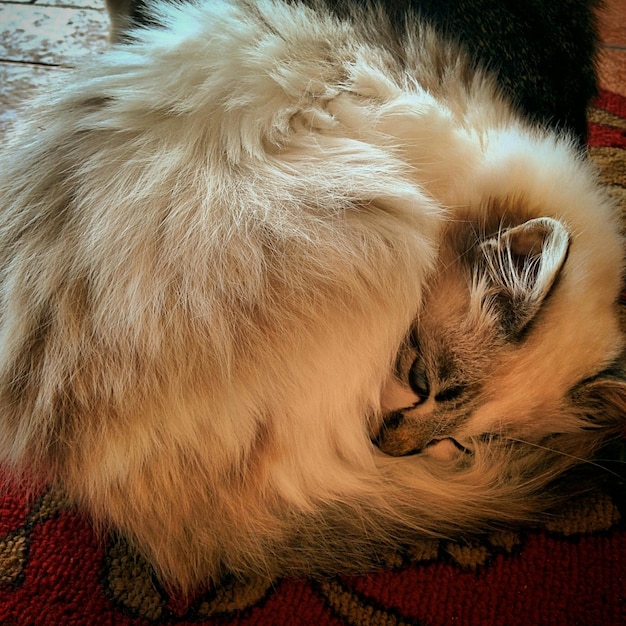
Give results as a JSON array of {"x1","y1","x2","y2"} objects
[{"x1": 272, "y1": 422, "x2": 622, "y2": 579}]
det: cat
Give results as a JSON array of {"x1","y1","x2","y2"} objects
[{"x1": 0, "y1": 0, "x2": 624, "y2": 591}]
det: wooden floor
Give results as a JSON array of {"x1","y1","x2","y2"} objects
[
  {"x1": 0, "y1": 0, "x2": 108, "y2": 135},
  {"x1": 0, "y1": 0, "x2": 625, "y2": 136}
]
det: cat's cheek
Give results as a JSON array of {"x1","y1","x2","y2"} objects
[{"x1": 380, "y1": 377, "x2": 419, "y2": 412}]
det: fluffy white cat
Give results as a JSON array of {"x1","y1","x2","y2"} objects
[{"x1": 0, "y1": 0, "x2": 624, "y2": 589}]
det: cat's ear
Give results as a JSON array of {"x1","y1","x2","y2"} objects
[{"x1": 478, "y1": 217, "x2": 570, "y2": 338}]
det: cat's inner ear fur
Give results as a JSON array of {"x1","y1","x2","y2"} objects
[{"x1": 475, "y1": 217, "x2": 570, "y2": 339}]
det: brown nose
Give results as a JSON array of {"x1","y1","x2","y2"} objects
[{"x1": 372, "y1": 410, "x2": 433, "y2": 456}]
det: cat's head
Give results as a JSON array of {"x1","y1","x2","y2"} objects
[{"x1": 375, "y1": 214, "x2": 626, "y2": 462}]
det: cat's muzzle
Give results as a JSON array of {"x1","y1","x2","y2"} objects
[{"x1": 373, "y1": 413, "x2": 471, "y2": 460}]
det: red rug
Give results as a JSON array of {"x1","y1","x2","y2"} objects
[{"x1": 1, "y1": 89, "x2": 625, "y2": 626}]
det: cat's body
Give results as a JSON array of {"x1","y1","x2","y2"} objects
[
  {"x1": 112, "y1": 0, "x2": 601, "y2": 141},
  {"x1": 0, "y1": 0, "x2": 624, "y2": 589}
]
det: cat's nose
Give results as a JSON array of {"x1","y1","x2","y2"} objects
[{"x1": 372, "y1": 411, "x2": 431, "y2": 456}]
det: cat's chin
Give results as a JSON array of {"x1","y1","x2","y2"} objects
[{"x1": 423, "y1": 438, "x2": 470, "y2": 461}]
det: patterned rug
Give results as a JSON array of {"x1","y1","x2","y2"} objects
[{"x1": 0, "y1": 88, "x2": 625, "y2": 626}]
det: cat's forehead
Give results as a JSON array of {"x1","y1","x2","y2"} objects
[
  {"x1": 442, "y1": 198, "x2": 539, "y2": 252},
  {"x1": 413, "y1": 296, "x2": 501, "y2": 381},
  {"x1": 419, "y1": 261, "x2": 494, "y2": 341}
]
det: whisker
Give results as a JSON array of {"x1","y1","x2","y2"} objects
[{"x1": 499, "y1": 435, "x2": 625, "y2": 481}]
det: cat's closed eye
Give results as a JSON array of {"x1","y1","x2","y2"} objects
[
  {"x1": 408, "y1": 357, "x2": 430, "y2": 402},
  {"x1": 408, "y1": 356, "x2": 467, "y2": 405},
  {"x1": 434, "y1": 385, "x2": 465, "y2": 403}
]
